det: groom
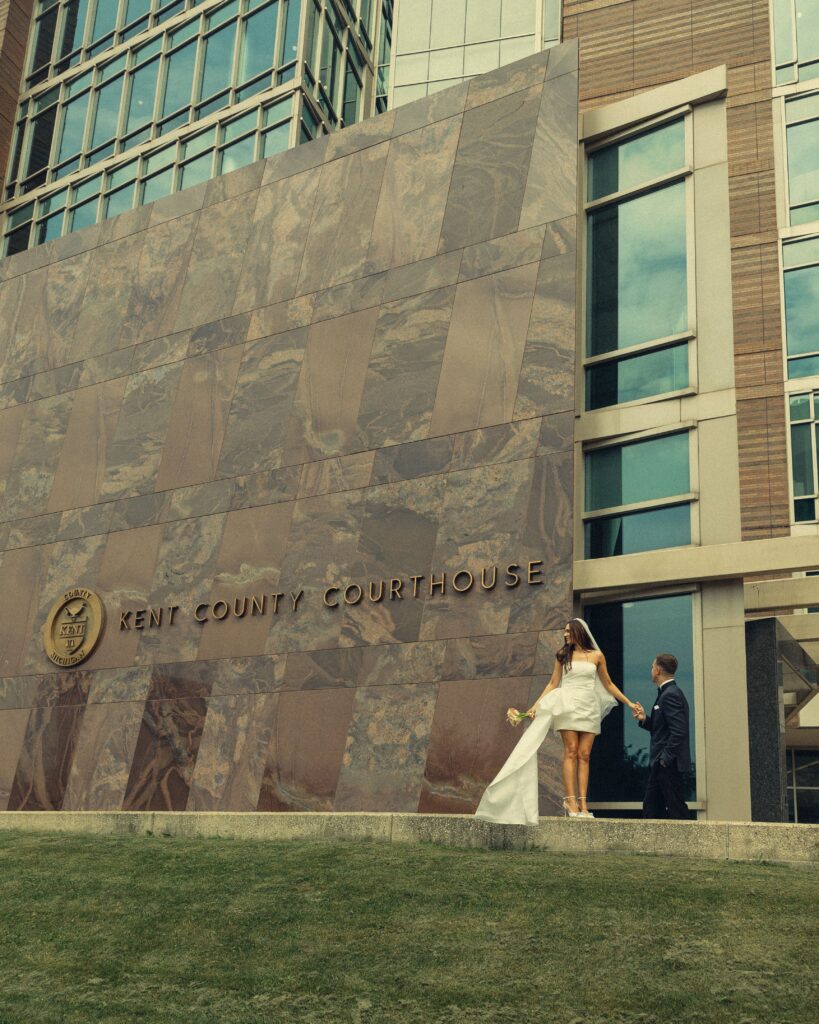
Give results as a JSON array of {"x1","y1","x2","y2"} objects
[{"x1": 632, "y1": 653, "x2": 691, "y2": 820}]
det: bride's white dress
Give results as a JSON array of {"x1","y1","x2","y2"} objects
[{"x1": 475, "y1": 659, "x2": 617, "y2": 826}]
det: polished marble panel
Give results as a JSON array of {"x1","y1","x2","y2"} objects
[
  {"x1": 0, "y1": 47, "x2": 579, "y2": 816},
  {"x1": 257, "y1": 688, "x2": 355, "y2": 811}
]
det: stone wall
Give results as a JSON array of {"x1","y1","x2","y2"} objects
[{"x1": 0, "y1": 44, "x2": 579, "y2": 815}]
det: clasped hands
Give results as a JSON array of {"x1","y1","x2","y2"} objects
[{"x1": 631, "y1": 701, "x2": 646, "y2": 721}]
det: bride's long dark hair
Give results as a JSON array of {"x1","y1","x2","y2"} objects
[{"x1": 556, "y1": 619, "x2": 596, "y2": 671}]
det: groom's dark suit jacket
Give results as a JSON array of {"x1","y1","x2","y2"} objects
[{"x1": 637, "y1": 680, "x2": 691, "y2": 772}]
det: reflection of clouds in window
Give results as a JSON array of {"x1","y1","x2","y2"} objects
[
  {"x1": 786, "y1": 264, "x2": 819, "y2": 356},
  {"x1": 788, "y1": 120, "x2": 819, "y2": 206},
  {"x1": 617, "y1": 185, "x2": 687, "y2": 347},
  {"x1": 589, "y1": 184, "x2": 687, "y2": 355}
]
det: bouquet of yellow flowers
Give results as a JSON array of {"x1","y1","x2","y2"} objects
[{"x1": 506, "y1": 707, "x2": 532, "y2": 726}]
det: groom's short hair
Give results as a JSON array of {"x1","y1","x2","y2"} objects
[{"x1": 654, "y1": 653, "x2": 678, "y2": 676}]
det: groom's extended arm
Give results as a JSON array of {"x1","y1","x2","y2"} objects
[
  {"x1": 658, "y1": 689, "x2": 688, "y2": 765},
  {"x1": 637, "y1": 709, "x2": 651, "y2": 733}
]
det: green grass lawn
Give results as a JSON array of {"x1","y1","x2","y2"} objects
[{"x1": 0, "y1": 832, "x2": 816, "y2": 1024}]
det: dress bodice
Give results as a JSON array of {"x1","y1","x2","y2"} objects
[{"x1": 561, "y1": 658, "x2": 599, "y2": 687}]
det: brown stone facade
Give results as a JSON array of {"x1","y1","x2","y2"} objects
[
  {"x1": 0, "y1": 45, "x2": 578, "y2": 815},
  {"x1": 564, "y1": 0, "x2": 788, "y2": 540}
]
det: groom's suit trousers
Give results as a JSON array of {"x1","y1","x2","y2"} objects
[{"x1": 642, "y1": 762, "x2": 689, "y2": 820}]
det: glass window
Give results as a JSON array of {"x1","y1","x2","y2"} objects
[
  {"x1": 90, "y1": 0, "x2": 118, "y2": 43},
  {"x1": 281, "y1": 0, "x2": 302, "y2": 65},
  {"x1": 56, "y1": 91, "x2": 90, "y2": 162},
  {"x1": 125, "y1": 0, "x2": 152, "y2": 22},
  {"x1": 586, "y1": 593, "x2": 696, "y2": 805},
  {"x1": 200, "y1": 22, "x2": 237, "y2": 100},
  {"x1": 585, "y1": 432, "x2": 690, "y2": 511},
  {"x1": 786, "y1": 102, "x2": 819, "y2": 224},
  {"x1": 220, "y1": 133, "x2": 256, "y2": 173},
  {"x1": 59, "y1": 0, "x2": 92, "y2": 58},
  {"x1": 31, "y1": 7, "x2": 59, "y2": 73},
  {"x1": 25, "y1": 105, "x2": 58, "y2": 178},
  {"x1": 90, "y1": 75, "x2": 125, "y2": 148},
  {"x1": 584, "y1": 432, "x2": 692, "y2": 559},
  {"x1": 586, "y1": 504, "x2": 692, "y2": 558},
  {"x1": 788, "y1": 391, "x2": 819, "y2": 522},
  {"x1": 586, "y1": 343, "x2": 689, "y2": 410},
  {"x1": 784, "y1": 239, "x2": 819, "y2": 379},
  {"x1": 162, "y1": 40, "x2": 197, "y2": 117},
  {"x1": 142, "y1": 166, "x2": 174, "y2": 203},
  {"x1": 587, "y1": 183, "x2": 688, "y2": 356},
  {"x1": 237, "y1": 2, "x2": 278, "y2": 83},
  {"x1": 69, "y1": 195, "x2": 99, "y2": 230},
  {"x1": 773, "y1": 0, "x2": 819, "y2": 84},
  {"x1": 125, "y1": 58, "x2": 160, "y2": 135},
  {"x1": 585, "y1": 119, "x2": 690, "y2": 411},
  {"x1": 179, "y1": 150, "x2": 213, "y2": 188},
  {"x1": 262, "y1": 120, "x2": 290, "y2": 156},
  {"x1": 104, "y1": 183, "x2": 136, "y2": 219},
  {"x1": 588, "y1": 120, "x2": 686, "y2": 201}
]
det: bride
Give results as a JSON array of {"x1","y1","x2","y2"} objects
[{"x1": 476, "y1": 618, "x2": 638, "y2": 825}]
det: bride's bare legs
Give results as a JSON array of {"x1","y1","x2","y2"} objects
[
  {"x1": 560, "y1": 731, "x2": 579, "y2": 813},
  {"x1": 577, "y1": 732, "x2": 595, "y2": 811}
]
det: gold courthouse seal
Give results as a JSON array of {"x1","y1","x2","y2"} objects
[{"x1": 43, "y1": 587, "x2": 106, "y2": 667}]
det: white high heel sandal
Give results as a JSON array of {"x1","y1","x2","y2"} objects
[{"x1": 562, "y1": 797, "x2": 581, "y2": 818}]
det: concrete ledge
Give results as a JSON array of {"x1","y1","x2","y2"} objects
[{"x1": 0, "y1": 812, "x2": 816, "y2": 865}]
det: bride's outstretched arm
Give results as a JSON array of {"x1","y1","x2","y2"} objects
[
  {"x1": 525, "y1": 659, "x2": 562, "y2": 717},
  {"x1": 596, "y1": 653, "x2": 637, "y2": 711}
]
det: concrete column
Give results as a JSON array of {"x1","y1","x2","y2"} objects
[{"x1": 700, "y1": 580, "x2": 752, "y2": 821}]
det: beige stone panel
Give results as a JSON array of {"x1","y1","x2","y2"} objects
[
  {"x1": 0, "y1": 708, "x2": 31, "y2": 811},
  {"x1": 173, "y1": 190, "x2": 259, "y2": 332},
  {"x1": 429, "y1": 262, "x2": 539, "y2": 437},
  {"x1": 366, "y1": 116, "x2": 461, "y2": 273},
  {"x1": 701, "y1": 592, "x2": 752, "y2": 821},
  {"x1": 154, "y1": 345, "x2": 243, "y2": 492},
  {"x1": 296, "y1": 142, "x2": 390, "y2": 296},
  {"x1": 697, "y1": 416, "x2": 742, "y2": 546},
  {"x1": 196, "y1": 502, "x2": 296, "y2": 660},
  {"x1": 90, "y1": 525, "x2": 164, "y2": 670},
  {"x1": 0, "y1": 402, "x2": 25, "y2": 507},
  {"x1": 231, "y1": 166, "x2": 322, "y2": 315},
  {"x1": 519, "y1": 69, "x2": 578, "y2": 230},
  {"x1": 62, "y1": 698, "x2": 149, "y2": 811},
  {"x1": 47, "y1": 377, "x2": 128, "y2": 513},
  {"x1": 694, "y1": 99, "x2": 729, "y2": 169},
  {"x1": 282, "y1": 307, "x2": 380, "y2": 465},
  {"x1": 187, "y1": 692, "x2": 279, "y2": 811},
  {"x1": 0, "y1": 546, "x2": 46, "y2": 675},
  {"x1": 745, "y1": 576, "x2": 819, "y2": 612}
]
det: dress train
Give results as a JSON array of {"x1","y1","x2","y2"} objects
[{"x1": 475, "y1": 689, "x2": 574, "y2": 827}]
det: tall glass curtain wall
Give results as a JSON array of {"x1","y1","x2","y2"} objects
[
  {"x1": 585, "y1": 118, "x2": 690, "y2": 411},
  {"x1": 584, "y1": 432, "x2": 692, "y2": 558},
  {"x1": 391, "y1": 0, "x2": 561, "y2": 106},
  {"x1": 585, "y1": 594, "x2": 696, "y2": 805},
  {"x1": 2, "y1": 0, "x2": 389, "y2": 256},
  {"x1": 775, "y1": 6, "x2": 819, "y2": 522}
]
